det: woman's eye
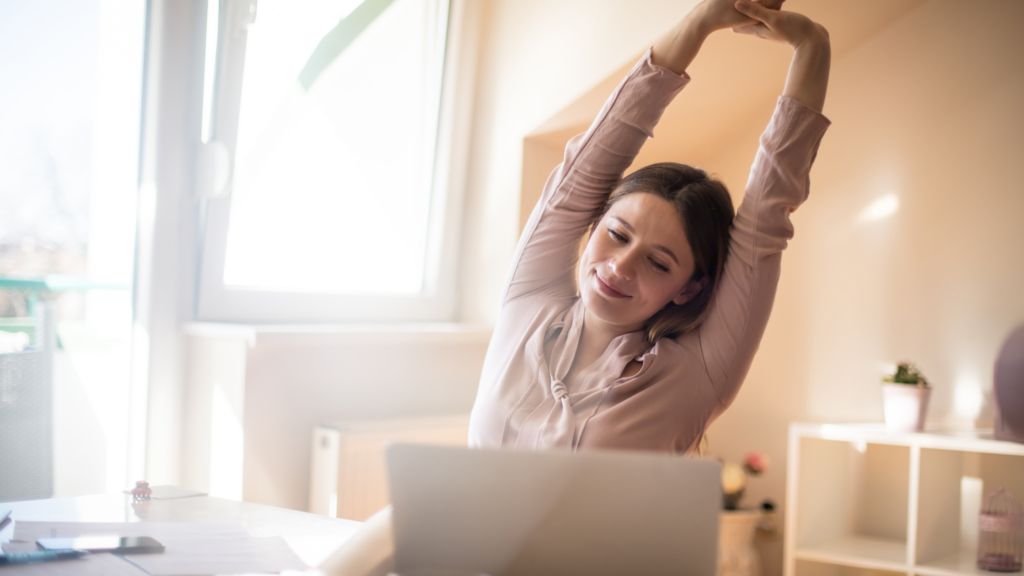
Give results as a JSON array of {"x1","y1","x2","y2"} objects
[
  {"x1": 608, "y1": 229, "x2": 627, "y2": 243},
  {"x1": 650, "y1": 259, "x2": 669, "y2": 272}
]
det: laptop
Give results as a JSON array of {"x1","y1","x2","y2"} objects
[{"x1": 386, "y1": 443, "x2": 720, "y2": 576}]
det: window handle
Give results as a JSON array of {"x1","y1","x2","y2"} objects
[{"x1": 196, "y1": 140, "x2": 231, "y2": 200}]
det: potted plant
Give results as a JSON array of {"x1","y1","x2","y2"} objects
[{"x1": 882, "y1": 362, "x2": 931, "y2": 433}]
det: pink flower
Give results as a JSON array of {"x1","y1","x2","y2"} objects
[{"x1": 744, "y1": 451, "x2": 769, "y2": 475}]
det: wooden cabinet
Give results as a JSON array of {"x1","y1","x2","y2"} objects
[{"x1": 785, "y1": 423, "x2": 1024, "y2": 576}]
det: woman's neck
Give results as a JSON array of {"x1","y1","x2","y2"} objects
[
  {"x1": 581, "y1": 308, "x2": 643, "y2": 347},
  {"x1": 567, "y1": 308, "x2": 642, "y2": 385}
]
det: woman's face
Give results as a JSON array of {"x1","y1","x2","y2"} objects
[{"x1": 578, "y1": 192, "x2": 699, "y2": 334}]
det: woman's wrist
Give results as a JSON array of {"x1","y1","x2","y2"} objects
[
  {"x1": 789, "y1": 22, "x2": 829, "y2": 52},
  {"x1": 684, "y1": 4, "x2": 716, "y2": 38},
  {"x1": 783, "y1": 24, "x2": 830, "y2": 113},
  {"x1": 652, "y1": 11, "x2": 711, "y2": 75}
]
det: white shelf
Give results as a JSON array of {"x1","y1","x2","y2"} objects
[
  {"x1": 795, "y1": 536, "x2": 907, "y2": 571},
  {"x1": 915, "y1": 549, "x2": 986, "y2": 576},
  {"x1": 784, "y1": 423, "x2": 1024, "y2": 576}
]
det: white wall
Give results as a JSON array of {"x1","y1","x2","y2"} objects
[
  {"x1": 697, "y1": 0, "x2": 1024, "y2": 571},
  {"x1": 241, "y1": 327, "x2": 490, "y2": 511}
]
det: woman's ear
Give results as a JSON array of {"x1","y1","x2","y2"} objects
[{"x1": 672, "y1": 277, "x2": 708, "y2": 305}]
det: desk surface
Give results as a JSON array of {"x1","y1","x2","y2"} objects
[{"x1": 0, "y1": 492, "x2": 362, "y2": 568}]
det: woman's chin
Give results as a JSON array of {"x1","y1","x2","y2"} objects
[{"x1": 580, "y1": 289, "x2": 645, "y2": 332}]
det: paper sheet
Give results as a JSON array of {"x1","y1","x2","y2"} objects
[
  {"x1": 0, "y1": 552, "x2": 148, "y2": 575},
  {"x1": 3, "y1": 541, "x2": 39, "y2": 553},
  {"x1": 11, "y1": 521, "x2": 308, "y2": 575},
  {"x1": 13, "y1": 521, "x2": 248, "y2": 542},
  {"x1": 122, "y1": 535, "x2": 308, "y2": 575}
]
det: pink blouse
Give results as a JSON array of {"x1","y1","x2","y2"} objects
[{"x1": 468, "y1": 49, "x2": 831, "y2": 453}]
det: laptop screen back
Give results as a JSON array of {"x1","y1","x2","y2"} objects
[{"x1": 386, "y1": 444, "x2": 720, "y2": 576}]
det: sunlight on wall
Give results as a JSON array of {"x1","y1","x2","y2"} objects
[
  {"x1": 961, "y1": 475, "x2": 983, "y2": 549},
  {"x1": 857, "y1": 194, "x2": 900, "y2": 224},
  {"x1": 210, "y1": 381, "x2": 243, "y2": 500},
  {"x1": 953, "y1": 371, "x2": 984, "y2": 422}
]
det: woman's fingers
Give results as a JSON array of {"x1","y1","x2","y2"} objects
[
  {"x1": 734, "y1": 0, "x2": 777, "y2": 25},
  {"x1": 731, "y1": 23, "x2": 770, "y2": 38},
  {"x1": 733, "y1": 0, "x2": 823, "y2": 48}
]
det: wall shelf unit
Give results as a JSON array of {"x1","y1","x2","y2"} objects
[{"x1": 785, "y1": 423, "x2": 1024, "y2": 576}]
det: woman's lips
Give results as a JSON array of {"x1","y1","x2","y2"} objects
[{"x1": 596, "y1": 275, "x2": 630, "y2": 299}]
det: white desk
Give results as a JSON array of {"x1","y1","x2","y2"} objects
[{"x1": 0, "y1": 491, "x2": 362, "y2": 569}]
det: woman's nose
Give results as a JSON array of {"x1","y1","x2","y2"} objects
[{"x1": 609, "y1": 250, "x2": 638, "y2": 280}]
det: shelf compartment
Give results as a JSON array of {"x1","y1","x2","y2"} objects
[
  {"x1": 795, "y1": 536, "x2": 908, "y2": 571},
  {"x1": 915, "y1": 549, "x2": 989, "y2": 576},
  {"x1": 916, "y1": 448, "x2": 1024, "y2": 570},
  {"x1": 795, "y1": 438, "x2": 910, "y2": 551}
]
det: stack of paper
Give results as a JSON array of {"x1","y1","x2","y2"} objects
[{"x1": 7, "y1": 521, "x2": 309, "y2": 575}]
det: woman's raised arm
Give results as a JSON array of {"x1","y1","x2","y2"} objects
[
  {"x1": 687, "y1": 4, "x2": 831, "y2": 411},
  {"x1": 732, "y1": 0, "x2": 831, "y2": 112}
]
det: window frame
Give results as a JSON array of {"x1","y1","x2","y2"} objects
[{"x1": 194, "y1": 0, "x2": 473, "y2": 323}]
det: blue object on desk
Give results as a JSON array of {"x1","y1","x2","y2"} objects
[{"x1": 0, "y1": 550, "x2": 87, "y2": 566}]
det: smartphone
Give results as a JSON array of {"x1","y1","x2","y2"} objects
[{"x1": 36, "y1": 536, "x2": 164, "y2": 554}]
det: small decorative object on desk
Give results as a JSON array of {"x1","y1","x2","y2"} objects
[
  {"x1": 131, "y1": 481, "x2": 152, "y2": 500},
  {"x1": 882, "y1": 361, "x2": 931, "y2": 433},
  {"x1": 757, "y1": 500, "x2": 777, "y2": 534},
  {"x1": 722, "y1": 451, "x2": 769, "y2": 510},
  {"x1": 719, "y1": 452, "x2": 771, "y2": 576},
  {"x1": 978, "y1": 487, "x2": 1023, "y2": 572}
]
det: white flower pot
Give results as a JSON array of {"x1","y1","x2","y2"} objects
[
  {"x1": 718, "y1": 509, "x2": 761, "y2": 576},
  {"x1": 882, "y1": 383, "x2": 931, "y2": 433}
]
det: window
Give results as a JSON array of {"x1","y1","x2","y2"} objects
[
  {"x1": 0, "y1": 0, "x2": 146, "y2": 497},
  {"x1": 197, "y1": 0, "x2": 463, "y2": 323}
]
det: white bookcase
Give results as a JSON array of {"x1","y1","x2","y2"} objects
[{"x1": 785, "y1": 423, "x2": 1024, "y2": 576}]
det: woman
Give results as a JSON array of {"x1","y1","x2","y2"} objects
[
  {"x1": 323, "y1": 1, "x2": 830, "y2": 573},
  {"x1": 469, "y1": 0, "x2": 830, "y2": 453}
]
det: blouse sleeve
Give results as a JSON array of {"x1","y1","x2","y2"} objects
[
  {"x1": 498, "y1": 49, "x2": 689, "y2": 305},
  {"x1": 695, "y1": 96, "x2": 831, "y2": 408}
]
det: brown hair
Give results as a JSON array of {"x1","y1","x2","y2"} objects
[{"x1": 595, "y1": 163, "x2": 735, "y2": 344}]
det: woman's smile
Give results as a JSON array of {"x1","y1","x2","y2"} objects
[{"x1": 596, "y1": 274, "x2": 630, "y2": 298}]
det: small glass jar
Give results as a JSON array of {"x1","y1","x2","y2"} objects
[{"x1": 131, "y1": 480, "x2": 152, "y2": 501}]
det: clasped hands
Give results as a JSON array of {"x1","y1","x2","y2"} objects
[{"x1": 694, "y1": 0, "x2": 828, "y2": 50}]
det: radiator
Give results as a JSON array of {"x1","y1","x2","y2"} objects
[{"x1": 309, "y1": 415, "x2": 470, "y2": 521}]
